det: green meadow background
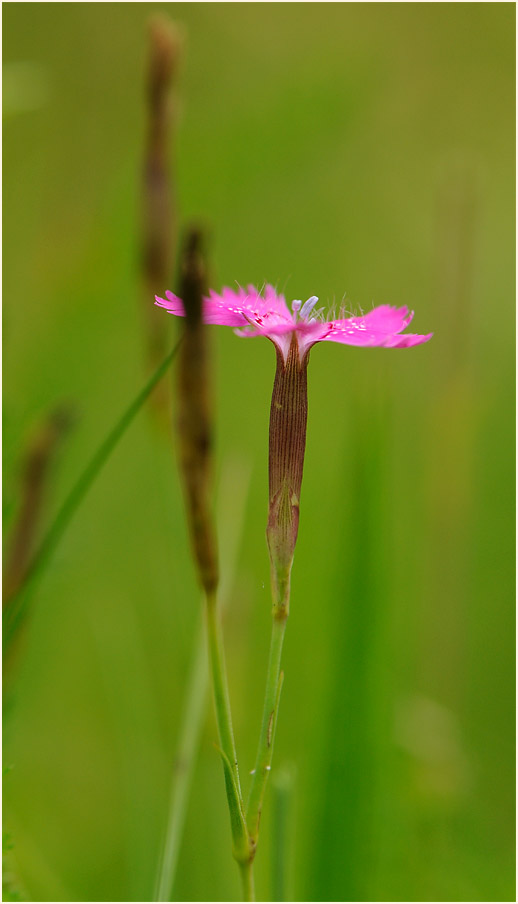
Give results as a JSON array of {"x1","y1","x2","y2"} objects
[{"x1": 3, "y1": 3, "x2": 515, "y2": 902}]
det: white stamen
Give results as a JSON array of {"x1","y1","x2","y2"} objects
[
  {"x1": 291, "y1": 299, "x2": 302, "y2": 313},
  {"x1": 300, "y1": 295, "x2": 319, "y2": 319}
]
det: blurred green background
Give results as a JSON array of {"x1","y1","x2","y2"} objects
[{"x1": 3, "y1": 3, "x2": 515, "y2": 902}]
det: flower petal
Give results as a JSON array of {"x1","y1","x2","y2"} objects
[
  {"x1": 320, "y1": 323, "x2": 433, "y2": 348},
  {"x1": 318, "y1": 305, "x2": 432, "y2": 349},
  {"x1": 155, "y1": 285, "x2": 294, "y2": 329},
  {"x1": 350, "y1": 305, "x2": 414, "y2": 334},
  {"x1": 203, "y1": 287, "x2": 252, "y2": 326},
  {"x1": 155, "y1": 290, "x2": 185, "y2": 315},
  {"x1": 209, "y1": 284, "x2": 292, "y2": 325},
  {"x1": 381, "y1": 332, "x2": 434, "y2": 348},
  {"x1": 261, "y1": 284, "x2": 293, "y2": 320}
]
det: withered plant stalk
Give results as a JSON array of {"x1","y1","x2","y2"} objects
[
  {"x1": 174, "y1": 229, "x2": 252, "y2": 898},
  {"x1": 141, "y1": 16, "x2": 182, "y2": 423}
]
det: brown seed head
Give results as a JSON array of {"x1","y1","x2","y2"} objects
[{"x1": 176, "y1": 228, "x2": 218, "y2": 595}]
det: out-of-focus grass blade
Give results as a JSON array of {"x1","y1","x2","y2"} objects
[
  {"x1": 155, "y1": 459, "x2": 251, "y2": 902},
  {"x1": 154, "y1": 614, "x2": 208, "y2": 902},
  {"x1": 3, "y1": 341, "x2": 181, "y2": 652},
  {"x1": 271, "y1": 766, "x2": 295, "y2": 902},
  {"x1": 216, "y1": 743, "x2": 250, "y2": 863},
  {"x1": 309, "y1": 384, "x2": 390, "y2": 902}
]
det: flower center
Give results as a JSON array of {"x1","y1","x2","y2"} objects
[{"x1": 291, "y1": 296, "x2": 319, "y2": 322}]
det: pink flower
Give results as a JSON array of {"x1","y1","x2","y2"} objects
[
  {"x1": 157, "y1": 280, "x2": 432, "y2": 619},
  {"x1": 155, "y1": 283, "x2": 432, "y2": 361}
]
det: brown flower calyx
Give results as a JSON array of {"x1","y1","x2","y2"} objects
[{"x1": 266, "y1": 333, "x2": 308, "y2": 617}]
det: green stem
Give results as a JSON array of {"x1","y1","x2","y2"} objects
[
  {"x1": 247, "y1": 614, "x2": 287, "y2": 846},
  {"x1": 155, "y1": 616, "x2": 208, "y2": 901},
  {"x1": 239, "y1": 860, "x2": 255, "y2": 902},
  {"x1": 3, "y1": 341, "x2": 181, "y2": 649},
  {"x1": 205, "y1": 590, "x2": 251, "y2": 877},
  {"x1": 205, "y1": 591, "x2": 242, "y2": 796},
  {"x1": 154, "y1": 460, "x2": 251, "y2": 902}
]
